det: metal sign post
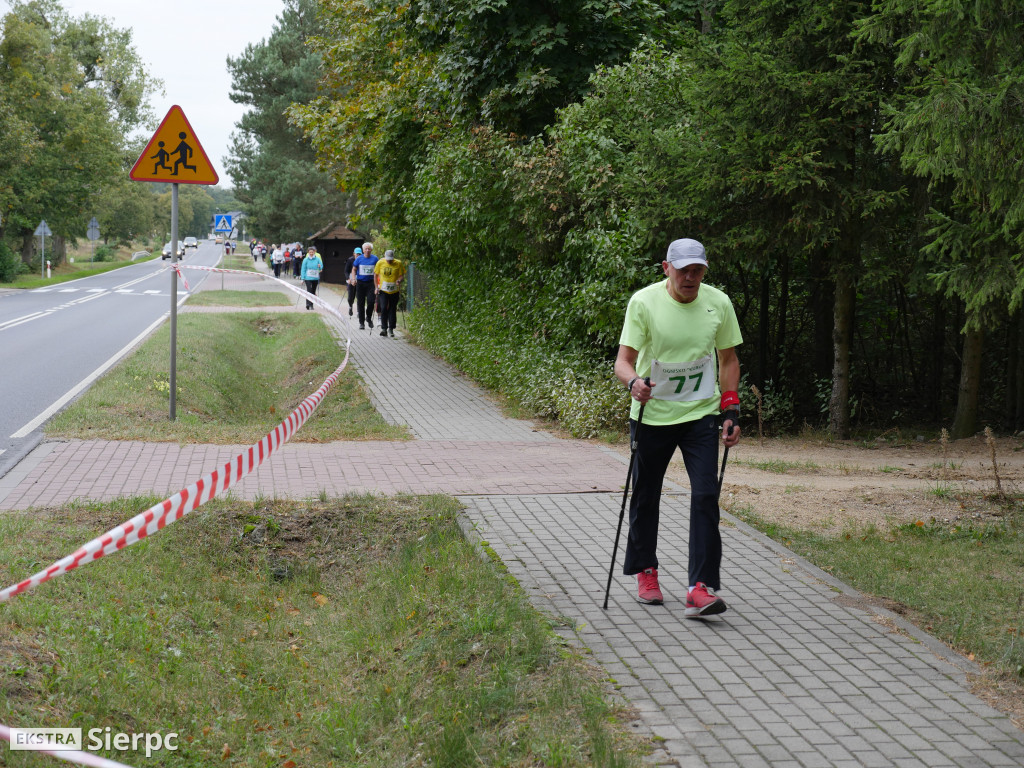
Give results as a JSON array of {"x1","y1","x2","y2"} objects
[
  {"x1": 34, "y1": 220, "x2": 51, "y2": 277},
  {"x1": 87, "y1": 217, "x2": 100, "y2": 262},
  {"x1": 169, "y1": 184, "x2": 179, "y2": 421},
  {"x1": 128, "y1": 105, "x2": 219, "y2": 422}
]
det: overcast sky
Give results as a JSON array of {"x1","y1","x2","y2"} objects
[{"x1": 2, "y1": 0, "x2": 288, "y2": 190}]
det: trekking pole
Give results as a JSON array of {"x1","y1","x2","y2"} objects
[
  {"x1": 603, "y1": 378, "x2": 649, "y2": 610},
  {"x1": 718, "y1": 418, "x2": 737, "y2": 496}
]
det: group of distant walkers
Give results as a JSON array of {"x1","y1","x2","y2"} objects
[
  {"x1": 248, "y1": 239, "x2": 323, "y2": 310},
  {"x1": 245, "y1": 238, "x2": 405, "y2": 327},
  {"x1": 345, "y1": 241, "x2": 405, "y2": 337}
]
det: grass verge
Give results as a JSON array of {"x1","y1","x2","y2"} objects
[
  {"x1": 47, "y1": 312, "x2": 408, "y2": 443},
  {"x1": 186, "y1": 290, "x2": 290, "y2": 308},
  {"x1": 11, "y1": 254, "x2": 158, "y2": 289},
  {"x1": 0, "y1": 495, "x2": 643, "y2": 767},
  {"x1": 730, "y1": 502, "x2": 1024, "y2": 685},
  {"x1": 732, "y1": 458, "x2": 819, "y2": 474},
  {"x1": 213, "y1": 249, "x2": 261, "y2": 273}
]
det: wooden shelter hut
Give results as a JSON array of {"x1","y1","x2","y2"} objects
[{"x1": 309, "y1": 223, "x2": 367, "y2": 284}]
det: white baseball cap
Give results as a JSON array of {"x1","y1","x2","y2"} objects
[{"x1": 665, "y1": 238, "x2": 708, "y2": 270}]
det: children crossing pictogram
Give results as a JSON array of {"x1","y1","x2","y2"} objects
[
  {"x1": 151, "y1": 141, "x2": 171, "y2": 174},
  {"x1": 130, "y1": 105, "x2": 218, "y2": 185},
  {"x1": 172, "y1": 132, "x2": 196, "y2": 176}
]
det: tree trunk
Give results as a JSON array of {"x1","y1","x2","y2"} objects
[
  {"x1": 20, "y1": 232, "x2": 34, "y2": 265},
  {"x1": 758, "y1": 269, "x2": 770, "y2": 390},
  {"x1": 774, "y1": 253, "x2": 789, "y2": 383},
  {"x1": 1007, "y1": 311, "x2": 1019, "y2": 430},
  {"x1": 930, "y1": 297, "x2": 946, "y2": 422},
  {"x1": 700, "y1": 1, "x2": 716, "y2": 34},
  {"x1": 53, "y1": 235, "x2": 66, "y2": 267},
  {"x1": 1016, "y1": 311, "x2": 1024, "y2": 433},
  {"x1": 809, "y1": 249, "x2": 834, "y2": 381},
  {"x1": 950, "y1": 325, "x2": 983, "y2": 439},
  {"x1": 828, "y1": 270, "x2": 855, "y2": 439}
]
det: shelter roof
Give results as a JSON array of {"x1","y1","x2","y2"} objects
[{"x1": 310, "y1": 222, "x2": 363, "y2": 240}]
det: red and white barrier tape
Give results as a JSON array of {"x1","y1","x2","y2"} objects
[
  {"x1": 0, "y1": 264, "x2": 351, "y2": 603},
  {"x1": 0, "y1": 726, "x2": 135, "y2": 768},
  {"x1": 171, "y1": 262, "x2": 191, "y2": 292}
]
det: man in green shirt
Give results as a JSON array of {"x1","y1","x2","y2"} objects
[{"x1": 614, "y1": 238, "x2": 742, "y2": 615}]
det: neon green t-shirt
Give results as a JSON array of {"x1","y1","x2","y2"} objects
[{"x1": 618, "y1": 280, "x2": 743, "y2": 426}]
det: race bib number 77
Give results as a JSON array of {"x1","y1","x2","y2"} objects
[{"x1": 649, "y1": 356, "x2": 716, "y2": 402}]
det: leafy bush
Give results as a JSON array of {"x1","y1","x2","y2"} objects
[
  {"x1": 0, "y1": 240, "x2": 22, "y2": 282},
  {"x1": 94, "y1": 244, "x2": 114, "y2": 262},
  {"x1": 409, "y1": 264, "x2": 630, "y2": 438},
  {"x1": 747, "y1": 377, "x2": 796, "y2": 436}
]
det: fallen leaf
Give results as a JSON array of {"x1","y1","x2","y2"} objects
[
  {"x1": 222, "y1": 744, "x2": 231, "y2": 760},
  {"x1": 283, "y1": 762, "x2": 296, "y2": 768},
  {"x1": 313, "y1": 594, "x2": 328, "y2": 608}
]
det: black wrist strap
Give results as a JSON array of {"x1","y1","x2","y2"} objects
[{"x1": 627, "y1": 376, "x2": 639, "y2": 393}]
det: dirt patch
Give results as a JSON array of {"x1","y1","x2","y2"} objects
[
  {"x1": 592, "y1": 430, "x2": 1024, "y2": 534},
  {"x1": 0, "y1": 634, "x2": 62, "y2": 710},
  {"x1": 712, "y1": 434, "x2": 1023, "y2": 534}
]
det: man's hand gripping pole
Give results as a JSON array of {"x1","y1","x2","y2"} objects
[{"x1": 717, "y1": 390, "x2": 740, "y2": 495}]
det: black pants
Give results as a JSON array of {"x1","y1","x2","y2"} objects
[
  {"x1": 623, "y1": 414, "x2": 722, "y2": 590},
  {"x1": 355, "y1": 281, "x2": 375, "y2": 325},
  {"x1": 378, "y1": 291, "x2": 399, "y2": 330},
  {"x1": 304, "y1": 279, "x2": 318, "y2": 309},
  {"x1": 273, "y1": 262, "x2": 281, "y2": 278},
  {"x1": 347, "y1": 283, "x2": 356, "y2": 308}
]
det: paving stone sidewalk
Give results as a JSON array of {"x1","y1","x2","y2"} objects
[{"x1": 2, "y1": 267, "x2": 1022, "y2": 767}]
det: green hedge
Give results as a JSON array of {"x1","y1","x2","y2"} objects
[
  {"x1": 410, "y1": 265, "x2": 630, "y2": 438},
  {"x1": 0, "y1": 241, "x2": 24, "y2": 283}
]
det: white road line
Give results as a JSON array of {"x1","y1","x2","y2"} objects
[
  {"x1": 0, "y1": 311, "x2": 52, "y2": 332},
  {"x1": 112, "y1": 272, "x2": 161, "y2": 291},
  {"x1": 86, "y1": 288, "x2": 105, "y2": 293},
  {"x1": 64, "y1": 291, "x2": 110, "y2": 306},
  {"x1": 10, "y1": 312, "x2": 170, "y2": 439}
]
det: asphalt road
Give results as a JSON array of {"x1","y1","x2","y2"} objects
[{"x1": 0, "y1": 240, "x2": 222, "y2": 478}]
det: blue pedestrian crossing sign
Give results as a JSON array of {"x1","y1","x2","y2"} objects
[{"x1": 213, "y1": 215, "x2": 232, "y2": 233}]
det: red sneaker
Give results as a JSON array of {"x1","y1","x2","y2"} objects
[
  {"x1": 636, "y1": 568, "x2": 664, "y2": 605},
  {"x1": 685, "y1": 583, "x2": 726, "y2": 617}
]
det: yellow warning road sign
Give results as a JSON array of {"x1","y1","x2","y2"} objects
[{"x1": 130, "y1": 105, "x2": 219, "y2": 185}]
